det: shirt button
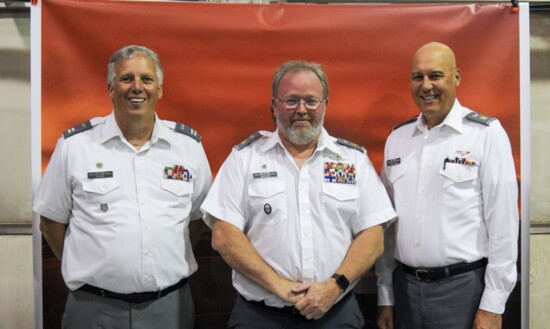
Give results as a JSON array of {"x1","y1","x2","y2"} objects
[{"x1": 416, "y1": 242, "x2": 422, "y2": 247}]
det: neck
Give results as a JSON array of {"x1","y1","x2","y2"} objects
[
  {"x1": 280, "y1": 134, "x2": 318, "y2": 169},
  {"x1": 115, "y1": 114, "x2": 155, "y2": 149}
]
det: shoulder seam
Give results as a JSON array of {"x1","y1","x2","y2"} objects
[
  {"x1": 336, "y1": 138, "x2": 365, "y2": 153},
  {"x1": 234, "y1": 131, "x2": 262, "y2": 150},
  {"x1": 63, "y1": 118, "x2": 103, "y2": 139},
  {"x1": 393, "y1": 115, "x2": 418, "y2": 130},
  {"x1": 465, "y1": 112, "x2": 496, "y2": 126},
  {"x1": 175, "y1": 123, "x2": 201, "y2": 142}
]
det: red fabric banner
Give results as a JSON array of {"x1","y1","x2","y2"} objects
[{"x1": 42, "y1": 0, "x2": 520, "y2": 175}]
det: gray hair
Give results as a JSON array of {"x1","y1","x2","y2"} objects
[
  {"x1": 107, "y1": 45, "x2": 163, "y2": 87},
  {"x1": 271, "y1": 60, "x2": 329, "y2": 99}
]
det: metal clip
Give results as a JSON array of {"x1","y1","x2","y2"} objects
[{"x1": 415, "y1": 269, "x2": 428, "y2": 280}]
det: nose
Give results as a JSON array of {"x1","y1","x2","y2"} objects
[
  {"x1": 131, "y1": 78, "x2": 144, "y2": 91},
  {"x1": 421, "y1": 77, "x2": 433, "y2": 91},
  {"x1": 295, "y1": 100, "x2": 308, "y2": 113}
]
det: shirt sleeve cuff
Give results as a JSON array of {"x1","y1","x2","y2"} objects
[
  {"x1": 200, "y1": 199, "x2": 245, "y2": 230},
  {"x1": 479, "y1": 288, "x2": 511, "y2": 314},
  {"x1": 377, "y1": 284, "x2": 395, "y2": 306}
]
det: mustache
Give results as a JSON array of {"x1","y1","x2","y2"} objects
[{"x1": 291, "y1": 115, "x2": 312, "y2": 122}]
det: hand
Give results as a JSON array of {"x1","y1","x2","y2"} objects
[
  {"x1": 293, "y1": 280, "x2": 341, "y2": 320},
  {"x1": 273, "y1": 279, "x2": 307, "y2": 305},
  {"x1": 473, "y1": 309, "x2": 502, "y2": 329},
  {"x1": 377, "y1": 306, "x2": 394, "y2": 329}
]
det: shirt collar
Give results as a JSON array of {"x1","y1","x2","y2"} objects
[
  {"x1": 260, "y1": 127, "x2": 336, "y2": 155},
  {"x1": 100, "y1": 111, "x2": 167, "y2": 145},
  {"x1": 414, "y1": 99, "x2": 463, "y2": 135}
]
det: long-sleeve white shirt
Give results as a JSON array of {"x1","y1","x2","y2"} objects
[{"x1": 376, "y1": 100, "x2": 519, "y2": 314}]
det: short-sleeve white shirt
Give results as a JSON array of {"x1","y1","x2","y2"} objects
[
  {"x1": 33, "y1": 112, "x2": 212, "y2": 293},
  {"x1": 201, "y1": 128, "x2": 396, "y2": 307},
  {"x1": 376, "y1": 100, "x2": 519, "y2": 314}
]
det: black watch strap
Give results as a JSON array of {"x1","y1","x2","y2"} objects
[{"x1": 331, "y1": 273, "x2": 350, "y2": 292}]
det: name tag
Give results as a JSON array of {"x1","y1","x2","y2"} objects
[
  {"x1": 253, "y1": 172, "x2": 278, "y2": 179},
  {"x1": 87, "y1": 171, "x2": 113, "y2": 179},
  {"x1": 386, "y1": 158, "x2": 401, "y2": 167}
]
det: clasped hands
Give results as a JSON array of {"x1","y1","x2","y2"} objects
[{"x1": 276, "y1": 279, "x2": 343, "y2": 320}]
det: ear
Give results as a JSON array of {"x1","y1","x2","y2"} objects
[
  {"x1": 108, "y1": 84, "x2": 114, "y2": 97},
  {"x1": 454, "y1": 68, "x2": 461, "y2": 87},
  {"x1": 270, "y1": 99, "x2": 277, "y2": 122},
  {"x1": 158, "y1": 86, "x2": 163, "y2": 100}
]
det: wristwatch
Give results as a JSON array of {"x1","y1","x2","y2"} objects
[{"x1": 331, "y1": 273, "x2": 350, "y2": 292}]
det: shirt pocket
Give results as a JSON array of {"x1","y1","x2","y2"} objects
[
  {"x1": 160, "y1": 179, "x2": 194, "y2": 217},
  {"x1": 81, "y1": 177, "x2": 123, "y2": 211},
  {"x1": 247, "y1": 180, "x2": 287, "y2": 226},
  {"x1": 438, "y1": 163, "x2": 480, "y2": 208},
  {"x1": 161, "y1": 179, "x2": 194, "y2": 197},
  {"x1": 82, "y1": 177, "x2": 121, "y2": 196},
  {"x1": 321, "y1": 182, "x2": 359, "y2": 228}
]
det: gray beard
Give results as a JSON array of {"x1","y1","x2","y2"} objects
[{"x1": 280, "y1": 118, "x2": 323, "y2": 145}]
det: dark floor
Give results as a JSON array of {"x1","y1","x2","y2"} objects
[{"x1": 42, "y1": 231, "x2": 521, "y2": 329}]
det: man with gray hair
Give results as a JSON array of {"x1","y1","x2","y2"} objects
[
  {"x1": 34, "y1": 45, "x2": 212, "y2": 328},
  {"x1": 201, "y1": 60, "x2": 396, "y2": 328}
]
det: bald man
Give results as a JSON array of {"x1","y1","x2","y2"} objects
[{"x1": 375, "y1": 42, "x2": 519, "y2": 329}]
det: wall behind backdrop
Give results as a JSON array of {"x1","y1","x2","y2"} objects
[{"x1": 41, "y1": 0, "x2": 520, "y2": 177}]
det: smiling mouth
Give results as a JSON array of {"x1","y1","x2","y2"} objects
[
  {"x1": 420, "y1": 95, "x2": 438, "y2": 101},
  {"x1": 129, "y1": 97, "x2": 145, "y2": 105}
]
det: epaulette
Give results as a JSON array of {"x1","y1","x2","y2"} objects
[
  {"x1": 175, "y1": 123, "x2": 201, "y2": 143},
  {"x1": 393, "y1": 116, "x2": 418, "y2": 130},
  {"x1": 465, "y1": 112, "x2": 495, "y2": 126},
  {"x1": 63, "y1": 117, "x2": 103, "y2": 139},
  {"x1": 234, "y1": 131, "x2": 262, "y2": 150},
  {"x1": 337, "y1": 138, "x2": 365, "y2": 153}
]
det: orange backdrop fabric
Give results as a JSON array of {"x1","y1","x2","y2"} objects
[{"x1": 41, "y1": 0, "x2": 520, "y2": 175}]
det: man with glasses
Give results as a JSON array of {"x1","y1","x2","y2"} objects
[{"x1": 201, "y1": 60, "x2": 396, "y2": 328}]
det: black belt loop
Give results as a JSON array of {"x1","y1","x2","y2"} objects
[
  {"x1": 399, "y1": 258, "x2": 487, "y2": 281},
  {"x1": 78, "y1": 277, "x2": 188, "y2": 304}
]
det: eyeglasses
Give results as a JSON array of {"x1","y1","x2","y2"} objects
[{"x1": 273, "y1": 96, "x2": 327, "y2": 111}]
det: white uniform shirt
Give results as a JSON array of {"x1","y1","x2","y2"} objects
[
  {"x1": 201, "y1": 128, "x2": 396, "y2": 308},
  {"x1": 33, "y1": 112, "x2": 212, "y2": 293},
  {"x1": 376, "y1": 100, "x2": 519, "y2": 314}
]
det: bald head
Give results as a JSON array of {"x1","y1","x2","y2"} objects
[
  {"x1": 412, "y1": 42, "x2": 457, "y2": 71},
  {"x1": 410, "y1": 42, "x2": 461, "y2": 129}
]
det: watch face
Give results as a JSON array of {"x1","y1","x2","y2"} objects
[{"x1": 332, "y1": 274, "x2": 349, "y2": 291}]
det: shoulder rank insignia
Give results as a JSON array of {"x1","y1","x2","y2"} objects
[
  {"x1": 336, "y1": 138, "x2": 365, "y2": 153},
  {"x1": 234, "y1": 131, "x2": 262, "y2": 150},
  {"x1": 465, "y1": 112, "x2": 495, "y2": 126},
  {"x1": 393, "y1": 115, "x2": 418, "y2": 130},
  {"x1": 63, "y1": 120, "x2": 93, "y2": 139},
  {"x1": 175, "y1": 123, "x2": 201, "y2": 143}
]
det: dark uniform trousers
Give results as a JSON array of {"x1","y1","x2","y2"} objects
[
  {"x1": 228, "y1": 292, "x2": 364, "y2": 329},
  {"x1": 394, "y1": 265, "x2": 486, "y2": 329}
]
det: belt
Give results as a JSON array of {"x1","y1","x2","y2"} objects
[
  {"x1": 241, "y1": 291, "x2": 352, "y2": 316},
  {"x1": 78, "y1": 277, "x2": 188, "y2": 304},
  {"x1": 399, "y1": 258, "x2": 488, "y2": 281}
]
